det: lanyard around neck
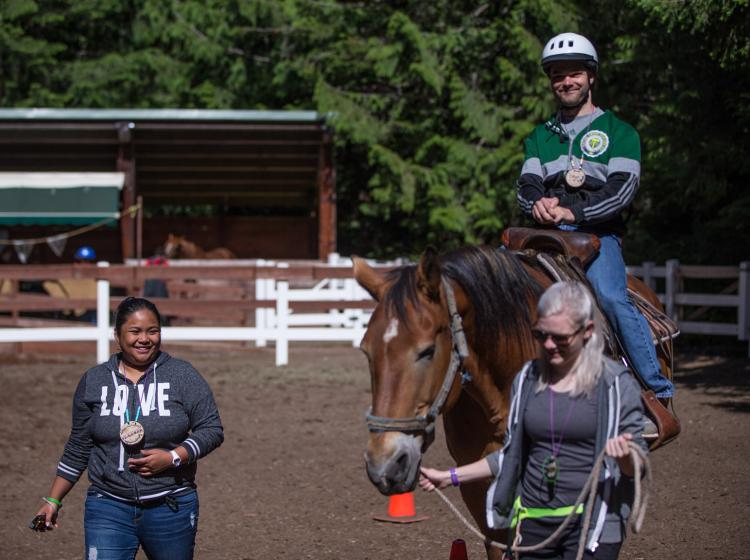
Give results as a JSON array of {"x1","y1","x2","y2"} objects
[
  {"x1": 548, "y1": 388, "x2": 578, "y2": 458},
  {"x1": 111, "y1": 362, "x2": 153, "y2": 420},
  {"x1": 563, "y1": 109, "x2": 596, "y2": 170}
]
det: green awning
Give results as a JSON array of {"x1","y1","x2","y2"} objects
[{"x1": 0, "y1": 172, "x2": 123, "y2": 225}]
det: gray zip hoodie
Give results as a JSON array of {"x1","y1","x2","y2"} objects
[
  {"x1": 56, "y1": 351, "x2": 224, "y2": 502},
  {"x1": 484, "y1": 357, "x2": 646, "y2": 551}
]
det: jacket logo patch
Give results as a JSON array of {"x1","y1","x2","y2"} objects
[{"x1": 580, "y1": 130, "x2": 609, "y2": 158}]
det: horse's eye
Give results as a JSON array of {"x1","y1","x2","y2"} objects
[{"x1": 416, "y1": 345, "x2": 435, "y2": 362}]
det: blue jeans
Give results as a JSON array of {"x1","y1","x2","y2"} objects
[
  {"x1": 584, "y1": 234, "x2": 675, "y2": 398},
  {"x1": 84, "y1": 489, "x2": 198, "y2": 560}
]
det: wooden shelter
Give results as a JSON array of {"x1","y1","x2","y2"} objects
[{"x1": 0, "y1": 109, "x2": 336, "y2": 262}]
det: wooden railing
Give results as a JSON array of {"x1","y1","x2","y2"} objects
[
  {"x1": 0, "y1": 260, "x2": 385, "y2": 365},
  {"x1": 627, "y1": 260, "x2": 750, "y2": 353},
  {"x1": 1, "y1": 259, "x2": 748, "y2": 363}
]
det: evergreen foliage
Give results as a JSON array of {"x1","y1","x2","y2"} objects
[{"x1": 1, "y1": 0, "x2": 748, "y2": 262}]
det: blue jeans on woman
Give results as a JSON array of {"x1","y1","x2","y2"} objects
[
  {"x1": 84, "y1": 489, "x2": 198, "y2": 560},
  {"x1": 584, "y1": 234, "x2": 675, "y2": 398}
]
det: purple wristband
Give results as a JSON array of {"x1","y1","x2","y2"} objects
[{"x1": 449, "y1": 468, "x2": 460, "y2": 487}]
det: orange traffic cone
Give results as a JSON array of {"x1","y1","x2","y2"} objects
[
  {"x1": 449, "y1": 538, "x2": 468, "y2": 560},
  {"x1": 372, "y1": 491, "x2": 429, "y2": 523}
]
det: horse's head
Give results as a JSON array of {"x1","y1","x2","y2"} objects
[
  {"x1": 163, "y1": 234, "x2": 183, "y2": 258},
  {"x1": 354, "y1": 248, "x2": 466, "y2": 495}
]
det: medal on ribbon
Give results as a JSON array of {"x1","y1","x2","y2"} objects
[
  {"x1": 120, "y1": 404, "x2": 143, "y2": 446},
  {"x1": 120, "y1": 420, "x2": 144, "y2": 446},
  {"x1": 565, "y1": 155, "x2": 586, "y2": 188}
]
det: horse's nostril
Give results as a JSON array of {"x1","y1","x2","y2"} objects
[
  {"x1": 391, "y1": 449, "x2": 415, "y2": 485},
  {"x1": 395, "y1": 451, "x2": 409, "y2": 472}
]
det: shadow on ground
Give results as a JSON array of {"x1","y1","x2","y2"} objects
[{"x1": 674, "y1": 352, "x2": 750, "y2": 413}]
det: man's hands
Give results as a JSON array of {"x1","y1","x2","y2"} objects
[{"x1": 532, "y1": 197, "x2": 575, "y2": 225}]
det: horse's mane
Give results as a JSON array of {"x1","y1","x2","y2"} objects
[{"x1": 384, "y1": 246, "x2": 544, "y2": 351}]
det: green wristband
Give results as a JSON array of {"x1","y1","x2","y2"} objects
[{"x1": 43, "y1": 497, "x2": 63, "y2": 509}]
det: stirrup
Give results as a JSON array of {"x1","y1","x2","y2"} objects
[
  {"x1": 642, "y1": 418, "x2": 659, "y2": 440},
  {"x1": 641, "y1": 390, "x2": 681, "y2": 450}
]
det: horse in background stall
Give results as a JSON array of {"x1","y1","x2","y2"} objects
[
  {"x1": 162, "y1": 233, "x2": 236, "y2": 259},
  {"x1": 353, "y1": 246, "x2": 550, "y2": 560}
]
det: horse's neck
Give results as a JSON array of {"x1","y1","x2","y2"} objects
[
  {"x1": 463, "y1": 346, "x2": 535, "y2": 443},
  {"x1": 459, "y1": 257, "x2": 544, "y2": 443},
  {"x1": 183, "y1": 240, "x2": 204, "y2": 258}
]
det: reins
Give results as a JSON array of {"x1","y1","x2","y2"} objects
[
  {"x1": 365, "y1": 277, "x2": 470, "y2": 443},
  {"x1": 432, "y1": 442, "x2": 651, "y2": 560}
]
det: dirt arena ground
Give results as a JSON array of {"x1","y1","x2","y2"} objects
[{"x1": 1, "y1": 343, "x2": 748, "y2": 559}]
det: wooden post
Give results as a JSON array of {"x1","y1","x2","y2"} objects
[
  {"x1": 136, "y1": 195, "x2": 143, "y2": 264},
  {"x1": 642, "y1": 261, "x2": 656, "y2": 292},
  {"x1": 317, "y1": 129, "x2": 336, "y2": 261},
  {"x1": 96, "y1": 261, "x2": 111, "y2": 363},
  {"x1": 738, "y1": 262, "x2": 750, "y2": 355},
  {"x1": 117, "y1": 122, "x2": 136, "y2": 262},
  {"x1": 10, "y1": 279, "x2": 21, "y2": 354},
  {"x1": 665, "y1": 259, "x2": 680, "y2": 321},
  {"x1": 275, "y1": 280, "x2": 289, "y2": 366}
]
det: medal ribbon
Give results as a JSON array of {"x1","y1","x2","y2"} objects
[
  {"x1": 116, "y1": 361, "x2": 157, "y2": 421},
  {"x1": 563, "y1": 108, "x2": 597, "y2": 175},
  {"x1": 124, "y1": 404, "x2": 141, "y2": 424}
]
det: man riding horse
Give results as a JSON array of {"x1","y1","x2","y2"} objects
[
  {"x1": 354, "y1": 33, "x2": 676, "y2": 560},
  {"x1": 515, "y1": 33, "x2": 675, "y2": 426}
]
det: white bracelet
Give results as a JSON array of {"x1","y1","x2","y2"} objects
[{"x1": 42, "y1": 497, "x2": 62, "y2": 509}]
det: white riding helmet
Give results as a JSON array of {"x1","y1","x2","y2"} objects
[{"x1": 541, "y1": 32, "x2": 598, "y2": 73}]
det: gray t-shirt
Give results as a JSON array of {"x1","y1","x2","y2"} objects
[
  {"x1": 560, "y1": 107, "x2": 604, "y2": 139},
  {"x1": 521, "y1": 386, "x2": 597, "y2": 509}
]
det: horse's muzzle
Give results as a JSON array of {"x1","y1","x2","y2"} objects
[{"x1": 364, "y1": 432, "x2": 423, "y2": 495}]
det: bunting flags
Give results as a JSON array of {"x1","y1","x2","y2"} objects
[
  {"x1": 13, "y1": 241, "x2": 34, "y2": 264},
  {"x1": 46, "y1": 234, "x2": 67, "y2": 257},
  {"x1": 0, "y1": 203, "x2": 139, "y2": 264}
]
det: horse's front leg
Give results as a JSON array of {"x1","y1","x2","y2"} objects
[
  {"x1": 457, "y1": 482, "x2": 506, "y2": 560},
  {"x1": 444, "y1": 392, "x2": 507, "y2": 560}
]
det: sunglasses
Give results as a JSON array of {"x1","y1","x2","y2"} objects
[{"x1": 531, "y1": 325, "x2": 584, "y2": 347}]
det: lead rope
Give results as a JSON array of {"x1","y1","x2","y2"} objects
[{"x1": 431, "y1": 442, "x2": 650, "y2": 560}]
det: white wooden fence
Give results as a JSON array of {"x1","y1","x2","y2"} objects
[
  {"x1": 1, "y1": 259, "x2": 748, "y2": 364},
  {"x1": 0, "y1": 257, "x2": 379, "y2": 366},
  {"x1": 627, "y1": 260, "x2": 750, "y2": 354}
]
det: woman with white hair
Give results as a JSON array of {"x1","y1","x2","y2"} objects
[{"x1": 420, "y1": 281, "x2": 647, "y2": 559}]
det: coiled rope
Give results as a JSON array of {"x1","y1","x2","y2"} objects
[{"x1": 432, "y1": 442, "x2": 651, "y2": 560}]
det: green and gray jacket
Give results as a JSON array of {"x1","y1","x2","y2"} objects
[
  {"x1": 484, "y1": 357, "x2": 647, "y2": 551},
  {"x1": 517, "y1": 108, "x2": 641, "y2": 236}
]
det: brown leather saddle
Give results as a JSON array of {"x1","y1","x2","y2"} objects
[{"x1": 502, "y1": 226, "x2": 681, "y2": 450}]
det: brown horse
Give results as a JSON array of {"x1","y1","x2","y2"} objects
[
  {"x1": 162, "y1": 234, "x2": 236, "y2": 259},
  {"x1": 353, "y1": 245, "x2": 672, "y2": 560}
]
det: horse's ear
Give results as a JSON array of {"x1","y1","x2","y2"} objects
[
  {"x1": 416, "y1": 246, "x2": 441, "y2": 303},
  {"x1": 352, "y1": 256, "x2": 387, "y2": 301}
]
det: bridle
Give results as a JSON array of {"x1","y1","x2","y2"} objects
[{"x1": 365, "y1": 277, "x2": 470, "y2": 450}]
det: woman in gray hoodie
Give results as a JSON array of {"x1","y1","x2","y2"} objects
[
  {"x1": 30, "y1": 297, "x2": 224, "y2": 560},
  {"x1": 419, "y1": 281, "x2": 646, "y2": 559}
]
